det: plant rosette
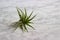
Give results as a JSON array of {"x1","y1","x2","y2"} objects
[{"x1": 13, "y1": 7, "x2": 36, "y2": 32}]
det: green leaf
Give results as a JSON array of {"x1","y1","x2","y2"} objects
[
  {"x1": 27, "y1": 11, "x2": 33, "y2": 20},
  {"x1": 26, "y1": 24, "x2": 35, "y2": 29},
  {"x1": 18, "y1": 8, "x2": 24, "y2": 16},
  {"x1": 16, "y1": 7, "x2": 21, "y2": 18},
  {"x1": 24, "y1": 8, "x2": 27, "y2": 18},
  {"x1": 19, "y1": 25, "x2": 23, "y2": 31},
  {"x1": 28, "y1": 22, "x2": 33, "y2": 24},
  {"x1": 24, "y1": 24, "x2": 28, "y2": 32},
  {"x1": 29, "y1": 15, "x2": 36, "y2": 21}
]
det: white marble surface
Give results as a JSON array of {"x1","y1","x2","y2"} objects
[{"x1": 0, "y1": 0, "x2": 60, "y2": 40}]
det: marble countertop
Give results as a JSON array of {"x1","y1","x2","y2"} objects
[{"x1": 0, "y1": 0, "x2": 60, "y2": 40}]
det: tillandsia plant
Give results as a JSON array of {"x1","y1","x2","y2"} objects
[{"x1": 14, "y1": 7, "x2": 36, "y2": 32}]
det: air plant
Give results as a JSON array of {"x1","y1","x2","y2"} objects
[{"x1": 14, "y1": 7, "x2": 36, "y2": 32}]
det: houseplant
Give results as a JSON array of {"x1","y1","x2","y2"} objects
[{"x1": 13, "y1": 7, "x2": 36, "y2": 32}]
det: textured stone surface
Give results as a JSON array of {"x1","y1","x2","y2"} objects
[{"x1": 0, "y1": 0, "x2": 60, "y2": 40}]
